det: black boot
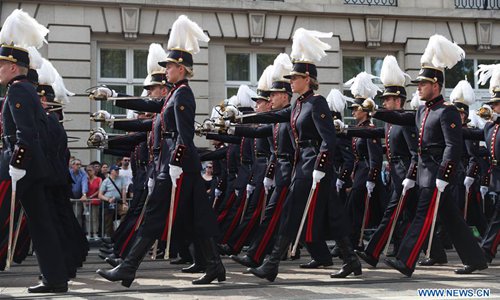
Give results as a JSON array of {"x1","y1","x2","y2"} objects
[
  {"x1": 192, "y1": 238, "x2": 226, "y2": 284},
  {"x1": 105, "y1": 257, "x2": 123, "y2": 268},
  {"x1": 230, "y1": 255, "x2": 259, "y2": 268},
  {"x1": 182, "y1": 240, "x2": 207, "y2": 273},
  {"x1": 96, "y1": 236, "x2": 154, "y2": 288},
  {"x1": 331, "y1": 237, "x2": 362, "y2": 278},
  {"x1": 248, "y1": 235, "x2": 290, "y2": 282}
]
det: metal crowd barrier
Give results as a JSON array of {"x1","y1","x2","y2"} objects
[{"x1": 69, "y1": 198, "x2": 131, "y2": 240}]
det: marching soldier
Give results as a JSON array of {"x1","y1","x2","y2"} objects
[
  {"x1": 230, "y1": 54, "x2": 296, "y2": 268},
  {"x1": 0, "y1": 9, "x2": 69, "y2": 292},
  {"x1": 230, "y1": 28, "x2": 361, "y2": 281},
  {"x1": 96, "y1": 15, "x2": 225, "y2": 286},
  {"x1": 340, "y1": 56, "x2": 419, "y2": 267},
  {"x1": 341, "y1": 72, "x2": 385, "y2": 251},
  {"x1": 375, "y1": 35, "x2": 487, "y2": 276},
  {"x1": 476, "y1": 64, "x2": 500, "y2": 263}
]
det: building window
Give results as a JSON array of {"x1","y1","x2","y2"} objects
[
  {"x1": 97, "y1": 45, "x2": 149, "y2": 162},
  {"x1": 344, "y1": 0, "x2": 397, "y2": 6},
  {"x1": 225, "y1": 50, "x2": 277, "y2": 97},
  {"x1": 342, "y1": 54, "x2": 386, "y2": 125}
]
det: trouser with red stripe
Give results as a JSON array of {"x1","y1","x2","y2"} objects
[
  {"x1": 138, "y1": 172, "x2": 219, "y2": 241},
  {"x1": 226, "y1": 182, "x2": 269, "y2": 253},
  {"x1": 481, "y1": 196, "x2": 500, "y2": 261},
  {"x1": 279, "y1": 177, "x2": 329, "y2": 243},
  {"x1": 397, "y1": 185, "x2": 487, "y2": 270},
  {"x1": 219, "y1": 190, "x2": 247, "y2": 244},
  {"x1": 460, "y1": 183, "x2": 488, "y2": 236},
  {"x1": 364, "y1": 183, "x2": 417, "y2": 260},
  {"x1": 244, "y1": 185, "x2": 289, "y2": 264}
]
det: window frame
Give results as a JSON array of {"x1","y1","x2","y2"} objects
[{"x1": 225, "y1": 48, "x2": 282, "y2": 97}]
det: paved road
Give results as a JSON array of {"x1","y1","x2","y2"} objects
[{"x1": 1, "y1": 247, "x2": 499, "y2": 299}]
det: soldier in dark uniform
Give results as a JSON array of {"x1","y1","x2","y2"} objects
[
  {"x1": 230, "y1": 64, "x2": 296, "y2": 268},
  {"x1": 230, "y1": 28, "x2": 361, "y2": 281},
  {"x1": 375, "y1": 59, "x2": 488, "y2": 276},
  {"x1": 97, "y1": 15, "x2": 224, "y2": 286},
  {"x1": 342, "y1": 57, "x2": 418, "y2": 267},
  {"x1": 0, "y1": 16, "x2": 69, "y2": 292}
]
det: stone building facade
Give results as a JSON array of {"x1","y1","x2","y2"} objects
[{"x1": 0, "y1": 0, "x2": 499, "y2": 163}]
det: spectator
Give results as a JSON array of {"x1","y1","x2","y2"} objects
[
  {"x1": 98, "y1": 165, "x2": 127, "y2": 237},
  {"x1": 90, "y1": 160, "x2": 103, "y2": 178},
  {"x1": 202, "y1": 162, "x2": 214, "y2": 194},
  {"x1": 119, "y1": 156, "x2": 133, "y2": 189},
  {"x1": 100, "y1": 163, "x2": 109, "y2": 180},
  {"x1": 69, "y1": 159, "x2": 88, "y2": 227},
  {"x1": 86, "y1": 166, "x2": 102, "y2": 239}
]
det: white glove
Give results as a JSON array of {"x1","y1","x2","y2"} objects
[
  {"x1": 246, "y1": 184, "x2": 256, "y2": 196},
  {"x1": 492, "y1": 112, "x2": 499, "y2": 122},
  {"x1": 334, "y1": 119, "x2": 346, "y2": 133},
  {"x1": 235, "y1": 190, "x2": 240, "y2": 197},
  {"x1": 108, "y1": 115, "x2": 116, "y2": 128},
  {"x1": 366, "y1": 181, "x2": 375, "y2": 197},
  {"x1": 224, "y1": 106, "x2": 240, "y2": 120},
  {"x1": 336, "y1": 179, "x2": 345, "y2": 193},
  {"x1": 214, "y1": 188, "x2": 222, "y2": 198},
  {"x1": 436, "y1": 179, "x2": 449, "y2": 193},
  {"x1": 9, "y1": 165, "x2": 26, "y2": 184},
  {"x1": 227, "y1": 126, "x2": 236, "y2": 135},
  {"x1": 480, "y1": 186, "x2": 488, "y2": 200},
  {"x1": 263, "y1": 177, "x2": 274, "y2": 192},
  {"x1": 312, "y1": 170, "x2": 325, "y2": 189},
  {"x1": 402, "y1": 178, "x2": 416, "y2": 194},
  {"x1": 169, "y1": 164, "x2": 183, "y2": 187},
  {"x1": 202, "y1": 120, "x2": 215, "y2": 131},
  {"x1": 147, "y1": 178, "x2": 154, "y2": 195},
  {"x1": 96, "y1": 87, "x2": 117, "y2": 99},
  {"x1": 464, "y1": 176, "x2": 475, "y2": 191},
  {"x1": 94, "y1": 110, "x2": 111, "y2": 120}
]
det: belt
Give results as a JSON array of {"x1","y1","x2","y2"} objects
[
  {"x1": 277, "y1": 153, "x2": 293, "y2": 161},
  {"x1": 255, "y1": 152, "x2": 270, "y2": 158},
  {"x1": 493, "y1": 160, "x2": 498, "y2": 166},
  {"x1": 420, "y1": 147, "x2": 444, "y2": 156},
  {"x1": 161, "y1": 132, "x2": 177, "y2": 139},
  {"x1": 389, "y1": 156, "x2": 409, "y2": 162},
  {"x1": 297, "y1": 139, "x2": 319, "y2": 148}
]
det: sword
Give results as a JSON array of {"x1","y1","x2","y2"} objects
[
  {"x1": 291, "y1": 183, "x2": 317, "y2": 256},
  {"x1": 134, "y1": 187, "x2": 152, "y2": 231},
  {"x1": 10, "y1": 208, "x2": 25, "y2": 264},
  {"x1": 151, "y1": 240, "x2": 158, "y2": 260},
  {"x1": 6, "y1": 180, "x2": 17, "y2": 271},
  {"x1": 164, "y1": 181, "x2": 177, "y2": 260},
  {"x1": 239, "y1": 190, "x2": 250, "y2": 224},
  {"x1": 425, "y1": 189, "x2": 442, "y2": 259},
  {"x1": 464, "y1": 188, "x2": 469, "y2": 221},
  {"x1": 359, "y1": 192, "x2": 371, "y2": 247},
  {"x1": 383, "y1": 189, "x2": 407, "y2": 256},
  {"x1": 260, "y1": 188, "x2": 268, "y2": 224}
]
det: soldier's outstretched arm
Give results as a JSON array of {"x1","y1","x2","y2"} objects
[
  {"x1": 372, "y1": 110, "x2": 416, "y2": 127},
  {"x1": 113, "y1": 93, "x2": 163, "y2": 113},
  {"x1": 206, "y1": 133, "x2": 242, "y2": 144},
  {"x1": 233, "y1": 124, "x2": 273, "y2": 138},
  {"x1": 239, "y1": 106, "x2": 292, "y2": 124},
  {"x1": 200, "y1": 147, "x2": 227, "y2": 161},
  {"x1": 112, "y1": 119, "x2": 153, "y2": 132}
]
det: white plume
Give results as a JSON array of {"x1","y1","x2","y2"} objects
[
  {"x1": 344, "y1": 72, "x2": 381, "y2": 99},
  {"x1": 37, "y1": 58, "x2": 57, "y2": 86},
  {"x1": 143, "y1": 74, "x2": 152, "y2": 86},
  {"x1": 468, "y1": 109, "x2": 486, "y2": 129},
  {"x1": 53, "y1": 73, "x2": 74, "y2": 104},
  {"x1": 290, "y1": 28, "x2": 332, "y2": 63},
  {"x1": 326, "y1": 89, "x2": 347, "y2": 113},
  {"x1": 272, "y1": 53, "x2": 292, "y2": 82},
  {"x1": 126, "y1": 109, "x2": 138, "y2": 119},
  {"x1": 420, "y1": 34, "x2": 465, "y2": 69},
  {"x1": 235, "y1": 85, "x2": 257, "y2": 108},
  {"x1": 450, "y1": 80, "x2": 475, "y2": 106},
  {"x1": 380, "y1": 55, "x2": 409, "y2": 87},
  {"x1": 409, "y1": 92, "x2": 425, "y2": 110},
  {"x1": 476, "y1": 64, "x2": 500, "y2": 94},
  {"x1": 27, "y1": 47, "x2": 43, "y2": 69},
  {"x1": 167, "y1": 15, "x2": 209, "y2": 54},
  {"x1": 147, "y1": 43, "x2": 167, "y2": 75},
  {"x1": 257, "y1": 65, "x2": 274, "y2": 91},
  {"x1": 0, "y1": 9, "x2": 49, "y2": 49}
]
